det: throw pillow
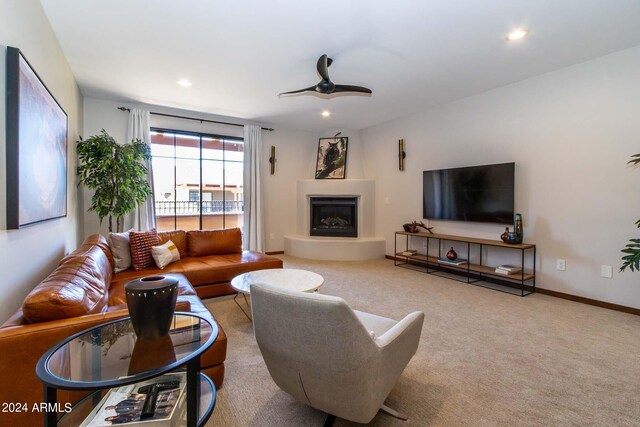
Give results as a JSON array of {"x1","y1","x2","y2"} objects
[
  {"x1": 151, "y1": 240, "x2": 181, "y2": 269},
  {"x1": 129, "y1": 229, "x2": 160, "y2": 271},
  {"x1": 108, "y1": 229, "x2": 134, "y2": 273}
]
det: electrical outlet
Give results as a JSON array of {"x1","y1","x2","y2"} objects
[
  {"x1": 601, "y1": 265, "x2": 613, "y2": 279},
  {"x1": 269, "y1": 233, "x2": 275, "y2": 240},
  {"x1": 384, "y1": 197, "x2": 390, "y2": 204},
  {"x1": 556, "y1": 259, "x2": 566, "y2": 271}
]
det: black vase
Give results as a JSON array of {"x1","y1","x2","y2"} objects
[
  {"x1": 514, "y1": 213, "x2": 523, "y2": 244},
  {"x1": 125, "y1": 275, "x2": 179, "y2": 340}
]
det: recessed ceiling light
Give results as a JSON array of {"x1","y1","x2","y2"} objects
[
  {"x1": 321, "y1": 111, "x2": 331, "y2": 117},
  {"x1": 506, "y1": 29, "x2": 528, "y2": 41},
  {"x1": 177, "y1": 79, "x2": 192, "y2": 87}
]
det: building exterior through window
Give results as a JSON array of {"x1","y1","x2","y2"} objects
[{"x1": 150, "y1": 129, "x2": 243, "y2": 232}]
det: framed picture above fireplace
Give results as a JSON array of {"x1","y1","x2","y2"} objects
[
  {"x1": 315, "y1": 137, "x2": 348, "y2": 179},
  {"x1": 6, "y1": 46, "x2": 68, "y2": 229}
]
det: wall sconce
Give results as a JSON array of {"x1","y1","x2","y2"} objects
[
  {"x1": 269, "y1": 145, "x2": 276, "y2": 175},
  {"x1": 399, "y1": 139, "x2": 406, "y2": 171}
]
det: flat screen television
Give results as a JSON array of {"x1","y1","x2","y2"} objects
[{"x1": 423, "y1": 162, "x2": 514, "y2": 224}]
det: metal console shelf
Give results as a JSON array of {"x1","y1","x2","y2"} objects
[{"x1": 394, "y1": 231, "x2": 536, "y2": 296}]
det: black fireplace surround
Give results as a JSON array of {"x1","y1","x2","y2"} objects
[{"x1": 310, "y1": 197, "x2": 358, "y2": 238}]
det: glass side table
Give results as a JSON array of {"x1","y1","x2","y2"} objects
[{"x1": 35, "y1": 312, "x2": 218, "y2": 427}]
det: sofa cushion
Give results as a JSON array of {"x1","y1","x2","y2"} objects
[
  {"x1": 152, "y1": 240, "x2": 181, "y2": 269},
  {"x1": 108, "y1": 229, "x2": 134, "y2": 273},
  {"x1": 158, "y1": 230, "x2": 187, "y2": 259},
  {"x1": 63, "y1": 234, "x2": 113, "y2": 267},
  {"x1": 130, "y1": 229, "x2": 160, "y2": 270},
  {"x1": 187, "y1": 228, "x2": 242, "y2": 257},
  {"x1": 180, "y1": 252, "x2": 283, "y2": 285},
  {"x1": 112, "y1": 251, "x2": 283, "y2": 289},
  {"x1": 22, "y1": 246, "x2": 111, "y2": 323}
]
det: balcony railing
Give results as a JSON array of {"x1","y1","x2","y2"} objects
[{"x1": 155, "y1": 200, "x2": 244, "y2": 215}]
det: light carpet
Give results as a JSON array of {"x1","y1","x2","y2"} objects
[{"x1": 204, "y1": 256, "x2": 640, "y2": 426}]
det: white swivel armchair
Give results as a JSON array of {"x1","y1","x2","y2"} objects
[{"x1": 251, "y1": 283, "x2": 425, "y2": 425}]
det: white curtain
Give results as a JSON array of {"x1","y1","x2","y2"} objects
[
  {"x1": 123, "y1": 108, "x2": 156, "y2": 231},
  {"x1": 243, "y1": 125, "x2": 264, "y2": 251}
]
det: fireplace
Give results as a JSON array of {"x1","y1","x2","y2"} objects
[{"x1": 310, "y1": 197, "x2": 357, "y2": 237}]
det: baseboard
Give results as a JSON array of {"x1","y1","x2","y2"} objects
[
  {"x1": 385, "y1": 255, "x2": 640, "y2": 316},
  {"x1": 265, "y1": 251, "x2": 284, "y2": 255},
  {"x1": 535, "y1": 287, "x2": 640, "y2": 316}
]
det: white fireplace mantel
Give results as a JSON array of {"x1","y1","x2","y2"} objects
[{"x1": 284, "y1": 179, "x2": 385, "y2": 260}]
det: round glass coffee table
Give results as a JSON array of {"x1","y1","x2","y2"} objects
[
  {"x1": 36, "y1": 312, "x2": 218, "y2": 427},
  {"x1": 230, "y1": 268, "x2": 324, "y2": 320}
]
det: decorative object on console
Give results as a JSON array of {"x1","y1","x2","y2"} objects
[
  {"x1": 76, "y1": 129, "x2": 152, "y2": 232},
  {"x1": 315, "y1": 137, "x2": 348, "y2": 179},
  {"x1": 402, "y1": 220, "x2": 433, "y2": 234},
  {"x1": 514, "y1": 213, "x2": 523, "y2": 243},
  {"x1": 125, "y1": 275, "x2": 179, "y2": 340},
  {"x1": 500, "y1": 227, "x2": 510, "y2": 243},
  {"x1": 446, "y1": 247, "x2": 458, "y2": 260},
  {"x1": 269, "y1": 145, "x2": 276, "y2": 175},
  {"x1": 620, "y1": 153, "x2": 640, "y2": 272},
  {"x1": 504, "y1": 232, "x2": 520, "y2": 245},
  {"x1": 399, "y1": 139, "x2": 406, "y2": 171},
  {"x1": 5, "y1": 47, "x2": 68, "y2": 229}
]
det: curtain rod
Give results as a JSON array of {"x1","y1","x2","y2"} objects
[{"x1": 117, "y1": 107, "x2": 274, "y2": 131}]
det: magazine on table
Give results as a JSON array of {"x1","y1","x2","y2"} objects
[
  {"x1": 494, "y1": 264, "x2": 522, "y2": 275},
  {"x1": 437, "y1": 257, "x2": 468, "y2": 266},
  {"x1": 81, "y1": 373, "x2": 186, "y2": 427}
]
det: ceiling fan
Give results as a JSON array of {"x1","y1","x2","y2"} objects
[{"x1": 278, "y1": 54, "x2": 372, "y2": 97}]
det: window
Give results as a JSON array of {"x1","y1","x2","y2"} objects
[{"x1": 151, "y1": 129, "x2": 244, "y2": 232}]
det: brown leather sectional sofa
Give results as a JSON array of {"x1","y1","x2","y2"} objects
[{"x1": 0, "y1": 228, "x2": 282, "y2": 426}]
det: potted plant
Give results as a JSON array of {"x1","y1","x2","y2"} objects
[
  {"x1": 76, "y1": 129, "x2": 152, "y2": 232},
  {"x1": 621, "y1": 153, "x2": 640, "y2": 272}
]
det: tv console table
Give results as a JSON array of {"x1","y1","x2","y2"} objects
[{"x1": 394, "y1": 231, "x2": 536, "y2": 296}]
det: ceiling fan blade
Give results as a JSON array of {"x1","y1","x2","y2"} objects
[
  {"x1": 332, "y1": 84, "x2": 372, "y2": 94},
  {"x1": 316, "y1": 54, "x2": 331, "y2": 81},
  {"x1": 278, "y1": 85, "x2": 317, "y2": 97}
]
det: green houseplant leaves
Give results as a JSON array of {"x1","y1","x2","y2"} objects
[
  {"x1": 76, "y1": 130, "x2": 152, "y2": 232},
  {"x1": 620, "y1": 154, "x2": 640, "y2": 272}
]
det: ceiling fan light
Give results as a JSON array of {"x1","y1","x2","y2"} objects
[{"x1": 506, "y1": 29, "x2": 528, "y2": 41}]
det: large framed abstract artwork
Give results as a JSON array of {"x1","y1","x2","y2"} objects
[
  {"x1": 6, "y1": 47, "x2": 68, "y2": 229},
  {"x1": 314, "y1": 137, "x2": 348, "y2": 179}
]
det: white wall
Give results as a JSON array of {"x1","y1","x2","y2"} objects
[
  {"x1": 0, "y1": 0, "x2": 83, "y2": 322},
  {"x1": 362, "y1": 46, "x2": 640, "y2": 308},
  {"x1": 82, "y1": 97, "x2": 317, "y2": 252}
]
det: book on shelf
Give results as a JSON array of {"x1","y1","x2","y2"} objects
[
  {"x1": 437, "y1": 257, "x2": 468, "y2": 266},
  {"x1": 400, "y1": 250, "x2": 418, "y2": 256},
  {"x1": 80, "y1": 373, "x2": 186, "y2": 427},
  {"x1": 494, "y1": 264, "x2": 522, "y2": 275}
]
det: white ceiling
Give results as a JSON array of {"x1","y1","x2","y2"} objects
[{"x1": 40, "y1": 0, "x2": 640, "y2": 132}]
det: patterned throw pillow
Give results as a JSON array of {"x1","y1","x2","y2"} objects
[
  {"x1": 151, "y1": 240, "x2": 181, "y2": 269},
  {"x1": 129, "y1": 229, "x2": 160, "y2": 271}
]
